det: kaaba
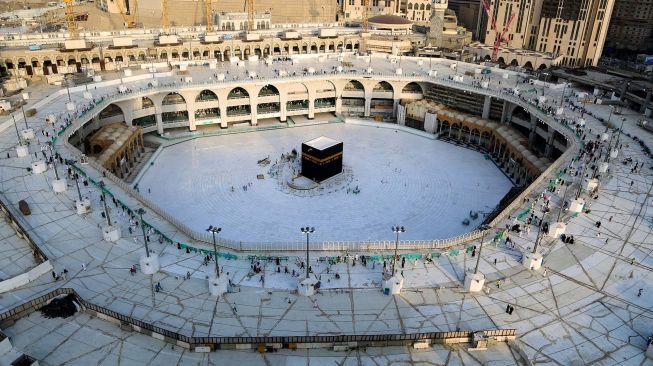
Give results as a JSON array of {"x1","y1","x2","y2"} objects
[{"x1": 301, "y1": 136, "x2": 343, "y2": 182}]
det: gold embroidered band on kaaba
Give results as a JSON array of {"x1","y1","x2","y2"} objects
[{"x1": 303, "y1": 152, "x2": 343, "y2": 165}]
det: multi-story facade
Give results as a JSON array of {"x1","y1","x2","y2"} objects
[
  {"x1": 484, "y1": 0, "x2": 615, "y2": 68},
  {"x1": 605, "y1": 0, "x2": 653, "y2": 53},
  {"x1": 448, "y1": 0, "x2": 486, "y2": 41},
  {"x1": 341, "y1": 0, "x2": 399, "y2": 20},
  {"x1": 404, "y1": 0, "x2": 432, "y2": 23}
]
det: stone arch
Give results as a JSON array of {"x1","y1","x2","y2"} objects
[
  {"x1": 258, "y1": 84, "x2": 279, "y2": 97},
  {"x1": 196, "y1": 89, "x2": 218, "y2": 102},
  {"x1": 497, "y1": 57, "x2": 505, "y2": 65},
  {"x1": 524, "y1": 61, "x2": 533, "y2": 70},
  {"x1": 372, "y1": 80, "x2": 394, "y2": 93},
  {"x1": 162, "y1": 92, "x2": 186, "y2": 105},
  {"x1": 98, "y1": 103, "x2": 125, "y2": 120},
  {"x1": 344, "y1": 80, "x2": 364, "y2": 91},
  {"x1": 228, "y1": 87, "x2": 249, "y2": 99},
  {"x1": 141, "y1": 96, "x2": 154, "y2": 109},
  {"x1": 402, "y1": 82, "x2": 423, "y2": 94},
  {"x1": 538, "y1": 64, "x2": 547, "y2": 70},
  {"x1": 510, "y1": 59, "x2": 518, "y2": 67},
  {"x1": 312, "y1": 80, "x2": 337, "y2": 97},
  {"x1": 511, "y1": 105, "x2": 530, "y2": 121},
  {"x1": 460, "y1": 125, "x2": 471, "y2": 142}
]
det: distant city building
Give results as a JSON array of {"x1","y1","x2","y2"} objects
[
  {"x1": 448, "y1": 0, "x2": 486, "y2": 41},
  {"x1": 605, "y1": 0, "x2": 653, "y2": 53},
  {"x1": 428, "y1": 0, "x2": 448, "y2": 47},
  {"x1": 216, "y1": 11, "x2": 272, "y2": 31},
  {"x1": 403, "y1": 0, "x2": 432, "y2": 24},
  {"x1": 484, "y1": 0, "x2": 616, "y2": 68},
  {"x1": 341, "y1": 0, "x2": 399, "y2": 21}
]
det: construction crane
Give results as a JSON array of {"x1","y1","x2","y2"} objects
[
  {"x1": 362, "y1": 0, "x2": 369, "y2": 32},
  {"x1": 204, "y1": 0, "x2": 213, "y2": 32},
  {"x1": 481, "y1": 0, "x2": 516, "y2": 63},
  {"x1": 161, "y1": 0, "x2": 169, "y2": 30},
  {"x1": 246, "y1": 0, "x2": 254, "y2": 32},
  {"x1": 116, "y1": 0, "x2": 138, "y2": 28},
  {"x1": 63, "y1": 0, "x2": 78, "y2": 39}
]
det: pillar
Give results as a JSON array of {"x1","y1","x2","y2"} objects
[
  {"x1": 501, "y1": 100, "x2": 510, "y2": 123},
  {"x1": 644, "y1": 90, "x2": 652, "y2": 117},
  {"x1": 188, "y1": 108, "x2": 197, "y2": 131},
  {"x1": 544, "y1": 133, "x2": 554, "y2": 158},
  {"x1": 482, "y1": 95, "x2": 492, "y2": 120},
  {"x1": 280, "y1": 94, "x2": 288, "y2": 122},
  {"x1": 364, "y1": 98, "x2": 371, "y2": 117},
  {"x1": 335, "y1": 97, "x2": 342, "y2": 114},
  {"x1": 393, "y1": 98, "x2": 400, "y2": 117},
  {"x1": 156, "y1": 113, "x2": 163, "y2": 134},
  {"x1": 308, "y1": 99, "x2": 315, "y2": 119},
  {"x1": 250, "y1": 98, "x2": 258, "y2": 126},
  {"x1": 620, "y1": 82, "x2": 628, "y2": 101}
]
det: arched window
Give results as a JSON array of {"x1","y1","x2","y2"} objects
[
  {"x1": 258, "y1": 84, "x2": 279, "y2": 97},
  {"x1": 196, "y1": 89, "x2": 218, "y2": 102},
  {"x1": 162, "y1": 92, "x2": 186, "y2": 105},
  {"x1": 227, "y1": 87, "x2": 249, "y2": 99},
  {"x1": 407, "y1": 3, "x2": 413, "y2": 9},
  {"x1": 344, "y1": 80, "x2": 364, "y2": 91},
  {"x1": 372, "y1": 81, "x2": 393, "y2": 92}
]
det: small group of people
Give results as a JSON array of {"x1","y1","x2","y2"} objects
[{"x1": 51, "y1": 268, "x2": 68, "y2": 281}]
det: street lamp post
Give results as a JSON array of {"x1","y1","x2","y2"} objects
[
  {"x1": 391, "y1": 226, "x2": 405, "y2": 276},
  {"x1": 49, "y1": 146, "x2": 60, "y2": 181},
  {"x1": 206, "y1": 225, "x2": 222, "y2": 277},
  {"x1": 64, "y1": 74, "x2": 72, "y2": 103},
  {"x1": 615, "y1": 117, "x2": 626, "y2": 148},
  {"x1": 74, "y1": 173, "x2": 83, "y2": 201},
  {"x1": 473, "y1": 224, "x2": 491, "y2": 275},
  {"x1": 560, "y1": 81, "x2": 567, "y2": 106},
  {"x1": 604, "y1": 106, "x2": 615, "y2": 162},
  {"x1": 98, "y1": 181, "x2": 111, "y2": 227},
  {"x1": 12, "y1": 115, "x2": 23, "y2": 145},
  {"x1": 136, "y1": 208, "x2": 150, "y2": 257},
  {"x1": 300, "y1": 227, "x2": 315, "y2": 279},
  {"x1": 532, "y1": 212, "x2": 548, "y2": 254},
  {"x1": 20, "y1": 94, "x2": 29, "y2": 130}
]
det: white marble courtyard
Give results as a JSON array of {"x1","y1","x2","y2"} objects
[{"x1": 137, "y1": 122, "x2": 512, "y2": 242}]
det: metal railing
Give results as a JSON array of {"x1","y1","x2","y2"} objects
[
  {"x1": 0, "y1": 287, "x2": 516, "y2": 347},
  {"x1": 0, "y1": 194, "x2": 49, "y2": 263}
]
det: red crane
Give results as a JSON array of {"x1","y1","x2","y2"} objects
[{"x1": 481, "y1": 0, "x2": 517, "y2": 63}]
